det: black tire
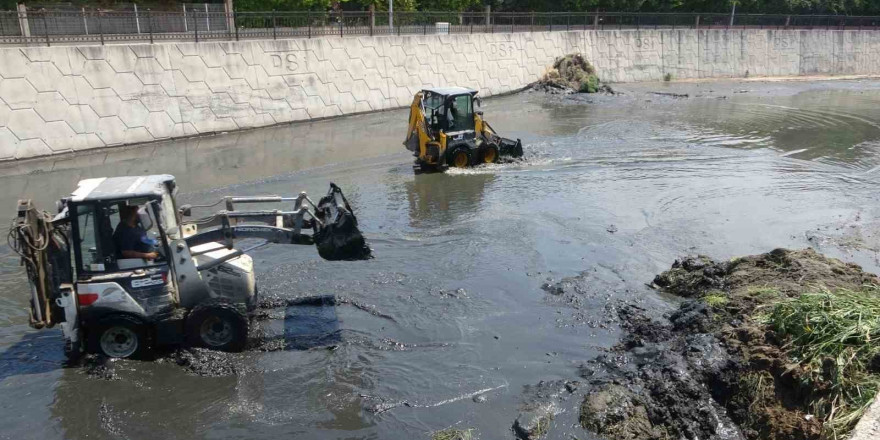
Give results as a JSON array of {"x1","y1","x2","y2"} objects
[
  {"x1": 90, "y1": 315, "x2": 149, "y2": 359},
  {"x1": 186, "y1": 299, "x2": 249, "y2": 352},
  {"x1": 446, "y1": 146, "x2": 472, "y2": 168},
  {"x1": 479, "y1": 143, "x2": 500, "y2": 164}
]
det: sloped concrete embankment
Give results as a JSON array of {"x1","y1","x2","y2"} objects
[{"x1": 1, "y1": 29, "x2": 879, "y2": 160}]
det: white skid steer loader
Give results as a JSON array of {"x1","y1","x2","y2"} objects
[{"x1": 9, "y1": 175, "x2": 370, "y2": 359}]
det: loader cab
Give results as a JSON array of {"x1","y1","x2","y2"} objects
[
  {"x1": 423, "y1": 87, "x2": 478, "y2": 138},
  {"x1": 66, "y1": 175, "x2": 179, "y2": 320}
]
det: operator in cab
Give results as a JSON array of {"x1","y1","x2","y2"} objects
[{"x1": 114, "y1": 205, "x2": 159, "y2": 261}]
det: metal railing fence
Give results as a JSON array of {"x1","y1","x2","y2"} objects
[{"x1": 2, "y1": 10, "x2": 879, "y2": 46}]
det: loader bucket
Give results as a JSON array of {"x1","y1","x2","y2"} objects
[
  {"x1": 499, "y1": 138, "x2": 524, "y2": 159},
  {"x1": 313, "y1": 184, "x2": 372, "y2": 261}
]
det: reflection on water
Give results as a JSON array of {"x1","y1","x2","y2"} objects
[
  {"x1": 405, "y1": 172, "x2": 496, "y2": 228},
  {"x1": 1, "y1": 79, "x2": 880, "y2": 440}
]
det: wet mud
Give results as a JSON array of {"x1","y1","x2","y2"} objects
[
  {"x1": 572, "y1": 249, "x2": 879, "y2": 440},
  {"x1": 75, "y1": 294, "x2": 397, "y2": 379}
]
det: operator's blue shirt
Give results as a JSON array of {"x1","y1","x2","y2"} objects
[{"x1": 113, "y1": 223, "x2": 155, "y2": 257}]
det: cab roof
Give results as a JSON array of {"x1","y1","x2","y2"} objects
[
  {"x1": 422, "y1": 87, "x2": 478, "y2": 97},
  {"x1": 69, "y1": 175, "x2": 175, "y2": 202}
]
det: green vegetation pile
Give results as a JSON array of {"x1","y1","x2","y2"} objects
[
  {"x1": 535, "y1": 54, "x2": 602, "y2": 94},
  {"x1": 650, "y1": 248, "x2": 880, "y2": 440}
]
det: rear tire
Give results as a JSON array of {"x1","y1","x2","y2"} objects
[
  {"x1": 447, "y1": 147, "x2": 472, "y2": 168},
  {"x1": 186, "y1": 299, "x2": 249, "y2": 352},
  {"x1": 91, "y1": 315, "x2": 149, "y2": 359}
]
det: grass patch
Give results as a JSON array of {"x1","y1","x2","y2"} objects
[
  {"x1": 747, "y1": 286, "x2": 783, "y2": 302},
  {"x1": 663, "y1": 73, "x2": 673, "y2": 82},
  {"x1": 431, "y1": 427, "x2": 474, "y2": 440},
  {"x1": 767, "y1": 285, "x2": 880, "y2": 437},
  {"x1": 702, "y1": 291, "x2": 729, "y2": 308}
]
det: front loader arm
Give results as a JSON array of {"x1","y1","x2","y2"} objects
[
  {"x1": 180, "y1": 184, "x2": 371, "y2": 261},
  {"x1": 404, "y1": 92, "x2": 443, "y2": 162}
]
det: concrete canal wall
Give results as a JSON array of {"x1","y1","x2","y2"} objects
[{"x1": 1, "y1": 29, "x2": 879, "y2": 160}]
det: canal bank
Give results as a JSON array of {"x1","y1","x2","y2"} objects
[{"x1": 0, "y1": 28, "x2": 879, "y2": 160}]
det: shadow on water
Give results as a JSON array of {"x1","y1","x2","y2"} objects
[
  {"x1": 0, "y1": 330, "x2": 65, "y2": 382},
  {"x1": 283, "y1": 295, "x2": 342, "y2": 350}
]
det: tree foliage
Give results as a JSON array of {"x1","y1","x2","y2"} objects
[{"x1": 7, "y1": 0, "x2": 879, "y2": 15}]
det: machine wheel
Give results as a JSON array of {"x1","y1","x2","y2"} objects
[
  {"x1": 91, "y1": 315, "x2": 149, "y2": 359},
  {"x1": 447, "y1": 147, "x2": 472, "y2": 168},
  {"x1": 186, "y1": 299, "x2": 248, "y2": 352},
  {"x1": 479, "y1": 144, "x2": 500, "y2": 164}
]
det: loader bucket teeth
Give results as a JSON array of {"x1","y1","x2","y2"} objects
[{"x1": 313, "y1": 184, "x2": 372, "y2": 261}]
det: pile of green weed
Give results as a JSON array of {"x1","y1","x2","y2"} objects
[
  {"x1": 765, "y1": 286, "x2": 880, "y2": 437},
  {"x1": 540, "y1": 54, "x2": 600, "y2": 93}
]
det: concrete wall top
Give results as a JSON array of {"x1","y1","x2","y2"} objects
[{"x1": 0, "y1": 29, "x2": 878, "y2": 160}]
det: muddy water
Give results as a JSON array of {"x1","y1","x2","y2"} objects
[{"x1": 1, "y1": 79, "x2": 880, "y2": 440}]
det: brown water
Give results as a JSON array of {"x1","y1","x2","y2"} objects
[{"x1": 1, "y1": 79, "x2": 879, "y2": 440}]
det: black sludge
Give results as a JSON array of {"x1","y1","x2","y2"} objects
[{"x1": 313, "y1": 184, "x2": 372, "y2": 261}]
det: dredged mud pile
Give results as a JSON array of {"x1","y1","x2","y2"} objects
[{"x1": 578, "y1": 249, "x2": 879, "y2": 440}]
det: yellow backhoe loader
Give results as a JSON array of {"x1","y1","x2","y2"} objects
[{"x1": 403, "y1": 87, "x2": 524, "y2": 171}]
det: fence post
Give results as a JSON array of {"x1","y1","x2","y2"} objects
[
  {"x1": 567, "y1": 13, "x2": 570, "y2": 31},
  {"x1": 193, "y1": 9, "x2": 198, "y2": 42},
  {"x1": 695, "y1": 14, "x2": 700, "y2": 29},
  {"x1": 308, "y1": 11, "x2": 311, "y2": 38},
  {"x1": 785, "y1": 15, "x2": 790, "y2": 29},
  {"x1": 369, "y1": 5, "x2": 374, "y2": 36},
  {"x1": 272, "y1": 9, "x2": 276, "y2": 40},
  {"x1": 234, "y1": 12, "x2": 238, "y2": 40},
  {"x1": 42, "y1": 11, "x2": 49, "y2": 46},
  {"x1": 82, "y1": 7, "x2": 89, "y2": 34},
  {"x1": 147, "y1": 9, "x2": 153, "y2": 44},
  {"x1": 183, "y1": 4, "x2": 187, "y2": 32},
  {"x1": 205, "y1": 3, "x2": 210, "y2": 32},
  {"x1": 484, "y1": 5, "x2": 490, "y2": 33},
  {"x1": 530, "y1": 13, "x2": 534, "y2": 32},
  {"x1": 225, "y1": 0, "x2": 234, "y2": 34},
  {"x1": 17, "y1": 3, "x2": 30, "y2": 38},
  {"x1": 594, "y1": 12, "x2": 599, "y2": 29},
  {"x1": 340, "y1": 10, "x2": 344, "y2": 38},
  {"x1": 98, "y1": 11, "x2": 104, "y2": 45}
]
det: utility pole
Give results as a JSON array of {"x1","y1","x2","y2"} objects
[
  {"x1": 729, "y1": 1, "x2": 736, "y2": 27},
  {"x1": 389, "y1": 0, "x2": 393, "y2": 33}
]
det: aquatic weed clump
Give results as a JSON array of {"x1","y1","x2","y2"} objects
[
  {"x1": 431, "y1": 427, "x2": 474, "y2": 440},
  {"x1": 766, "y1": 286, "x2": 880, "y2": 437},
  {"x1": 536, "y1": 54, "x2": 601, "y2": 94}
]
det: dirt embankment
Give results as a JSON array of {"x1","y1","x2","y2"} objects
[
  {"x1": 531, "y1": 54, "x2": 613, "y2": 95},
  {"x1": 578, "y1": 249, "x2": 880, "y2": 440}
]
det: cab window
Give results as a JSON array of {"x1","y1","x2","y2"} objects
[
  {"x1": 111, "y1": 201, "x2": 163, "y2": 270},
  {"x1": 447, "y1": 95, "x2": 474, "y2": 132},
  {"x1": 75, "y1": 204, "x2": 108, "y2": 272}
]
